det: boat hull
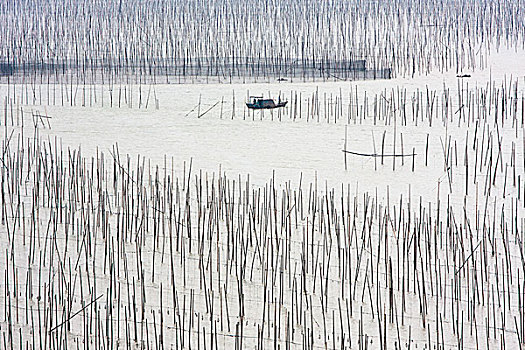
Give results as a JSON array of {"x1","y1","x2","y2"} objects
[{"x1": 246, "y1": 101, "x2": 288, "y2": 110}]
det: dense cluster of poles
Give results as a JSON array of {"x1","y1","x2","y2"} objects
[
  {"x1": 1, "y1": 0, "x2": 525, "y2": 348},
  {"x1": 1, "y1": 74, "x2": 525, "y2": 348},
  {"x1": 0, "y1": 0, "x2": 524, "y2": 84}
]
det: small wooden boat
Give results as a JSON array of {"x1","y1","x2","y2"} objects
[{"x1": 246, "y1": 96, "x2": 288, "y2": 110}]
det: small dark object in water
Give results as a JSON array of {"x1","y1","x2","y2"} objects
[
  {"x1": 246, "y1": 96, "x2": 288, "y2": 110},
  {"x1": 0, "y1": 62, "x2": 14, "y2": 76},
  {"x1": 277, "y1": 77, "x2": 288, "y2": 81},
  {"x1": 457, "y1": 74, "x2": 471, "y2": 78}
]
